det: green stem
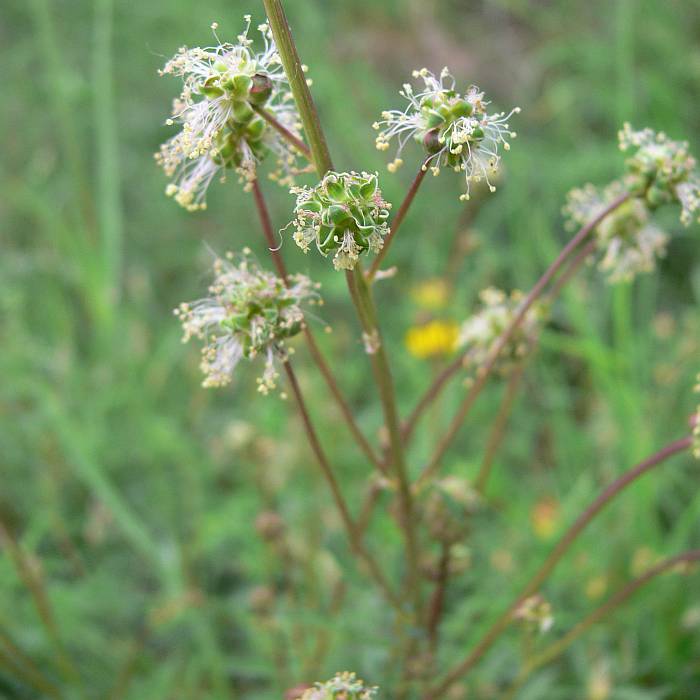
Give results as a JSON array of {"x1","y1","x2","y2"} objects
[
  {"x1": 425, "y1": 436, "x2": 693, "y2": 698},
  {"x1": 263, "y1": 0, "x2": 422, "y2": 622},
  {"x1": 347, "y1": 267, "x2": 422, "y2": 620},
  {"x1": 262, "y1": 0, "x2": 333, "y2": 174}
]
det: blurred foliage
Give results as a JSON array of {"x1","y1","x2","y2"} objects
[{"x1": 1, "y1": 0, "x2": 700, "y2": 698}]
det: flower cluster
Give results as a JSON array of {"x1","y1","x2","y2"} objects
[
  {"x1": 619, "y1": 123, "x2": 700, "y2": 225},
  {"x1": 459, "y1": 288, "x2": 543, "y2": 375},
  {"x1": 564, "y1": 181, "x2": 668, "y2": 283},
  {"x1": 300, "y1": 672, "x2": 378, "y2": 700},
  {"x1": 405, "y1": 320, "x2": 459, "y2": 359},
  {"x1": 175, "y1": 250, "x2": 320, "y2": 392},
  {"x1": 156, "y1": 17, "x2": 307, "y2": 210},
  {"x1": 290, "y1": 171, "x2": 391, "y2": 270},
  {"x1": 373, "y1": 67, "x2": 519, "y2": 200}
]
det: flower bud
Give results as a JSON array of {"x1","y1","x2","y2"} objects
[{"x1": 248, "y1": 73, "x2": 273, "y2": 105}]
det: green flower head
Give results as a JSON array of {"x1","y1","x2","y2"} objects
[{"x1": 290, "y1": 171, "x2": 391, "y2": 271}]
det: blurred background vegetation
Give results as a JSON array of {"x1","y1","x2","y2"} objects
[{"x1": 2, "y1": 0, "x2": 700, "y2": 698}]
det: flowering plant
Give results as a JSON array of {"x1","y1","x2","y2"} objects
[{"x1": 159, "y1": 7, "x2": 700, "y2": 699}]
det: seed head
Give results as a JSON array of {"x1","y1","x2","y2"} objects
[
  {"x1": 619, "y1": 123, "x2": 700, "y2": 225},
  {"x1": 458, "y1": 288, "x2": 543, "y2": 375},
  {"x1": 300, "y1": 672, "x2": 378, "y2": 700},
  {"x1": 374, "y1": 67, "x2": 519, "y2": 200},
  {"x1": 564, "y1": 180, "x2": 669, "y2": 283},
  {"x1": 290, "y1": 171, "x2": 391, "y2": 270},
  {"x1": 175, "y1": 251, "x2": 320, "y2": 392},
  {"x1": 156, "y1": 17, "x2": 307, "y2": 210}
]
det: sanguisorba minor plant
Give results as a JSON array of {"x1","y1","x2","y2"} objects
[{"x1": 157, "y1": 3, "x2": 700, "y2": 697}]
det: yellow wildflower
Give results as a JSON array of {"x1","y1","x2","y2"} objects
[
  {"x1": 531, "y1": 497, "x2": 560, "y2": 540},
  {"x1": 405, "y1": 320, "x2": 459, "y2": 359},
  {"x1": 410, "y1": 278, "x2": 450, "y2": 310}
]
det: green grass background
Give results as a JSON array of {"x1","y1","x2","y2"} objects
[{"x1": 1, "y1": 0, "x2": 700, "y2": 698}]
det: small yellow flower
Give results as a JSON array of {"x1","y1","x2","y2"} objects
[
  {"x1": 405, "y1": 320, "x2": 459, "y2": 359},
  {"x1": 410, "y1": 278, "x2": 450, "y2": 310},
  {"x1": 585, "y1": 575, "x2": 608, "y2": 601},
  {"x1": 531, "y1": 497, "x2": 560, "y2": 540}
]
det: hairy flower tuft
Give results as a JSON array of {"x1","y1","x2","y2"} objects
[
  {"x1": 175, "y1": 250, "x2": 320, "y2": 392},
  {"x1": 619, "y1": 123, "x2": 700, "y2": 225},
  {"x1": 373, "y1": 67, "x2": 519, "y2": 200},
  {"x1": 290, "y1": 171, "x2": 391, "y2": 270},
  {"x1": 459, "y1": 288, "x2": 543, "y2": 375},
  {"x1": 157, "y1": 17, "x2": 307, "y2": 210},
  {"x1": 300, "y1": 672, "x2": 378, "y2": 700},
  {"x1": 564, "y1": 181, "x2": 669, "y2": 283}
]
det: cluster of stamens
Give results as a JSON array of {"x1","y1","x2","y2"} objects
[
  {"x1": 156, "y1": 17, "x2": 308, "y2": 210},
  {"x1": 373, "y1": 67, "x2": 519, "y2": 200},
  {"x1": 175, "y1": 250, "x2": 320, "y2": 393}
]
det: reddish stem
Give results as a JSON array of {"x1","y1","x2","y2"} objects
[
  {"x1": 367, "y1": 161, "x2": 429, "y2": 281},
  {"x1": 426, "y1": 436, "x2": 693, "y2": 698}
]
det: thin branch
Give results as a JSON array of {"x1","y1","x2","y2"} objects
[
  {"x1": 503, "y1": 549, "x2": 700, "y2": 699},
  {"x1": 416, "y1": 193, "x2": 630, "y2": 481},
  {"x1": 426, "y1": 542, "x2": 452, "y2": 655},
  {"x1": 282, "y1": 361, "x2": 402, "y2": 612},
  {"x1": 346, "y1": 268, "x2": 422, "y2": 619},
  {"x1": 0, "y1": 519, "x2": 81, "y2": 690},
  {"x1": 251, "y1": 179, "x2": 385, "y2": 472},
  {"x1": 250, "y1": 103, "x2": 312, "y2": 159},
  {"x1": 0, "y1": 627, "x2": 62, "y2": 700},
  {"x1": 425, "y1": 436, "x2": 693, "y2": 698},
  {"x1": 474, "y1": 361, "x2": 527, "y2": 494},
  {"x1": 367, "y1": 161, "x2": 429, "y2": 281}
]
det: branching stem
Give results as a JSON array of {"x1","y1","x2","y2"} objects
[{"x1": 426, "y1": 436, "x2": 692, "y2": 698}]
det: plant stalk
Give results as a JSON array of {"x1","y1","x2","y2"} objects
[
  {"x1": 251, "y1": 178, "x2": 385, "y2": 472},
  {"x1": 415, "y1": 193, "x2": 630, "y2": 480},
  {"x1": 367, "y1": 161, "x2": 429, "y2": 281},
  {"x1": 503, "y1": 548, "x2": 700, "y2": 699},
  {"x1": 282, "y1": 361, "x2": 402, "y2": 612},
  {"x1": 425, "y1": 436, "x2": 692, "y2": 698}
]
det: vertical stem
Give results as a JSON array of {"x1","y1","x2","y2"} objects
[
  {"x1": 347, "y1": 268, "x2": 422, "y2": 619},
  {"x1": 426, "y1": 542, "x2": 452, "y2": 655},
  {"x1": 263, "y1": 0, "x2": 422, "y2": 623},
  {"x1": 474, "y1": 361, "x2": 527, "y2": 494},
  {"x1": 262, "y1": 0, "x2": 333, "y2": 175},
  {"x1": 250, "y1": 179, "x2": 385, "y2": 472},
  {"x1": 282, "y1": 361, "x2": 402, "y2": 612},
  {"x1": 426, "y1": 436, "x2": 692, "y2": 698}
]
